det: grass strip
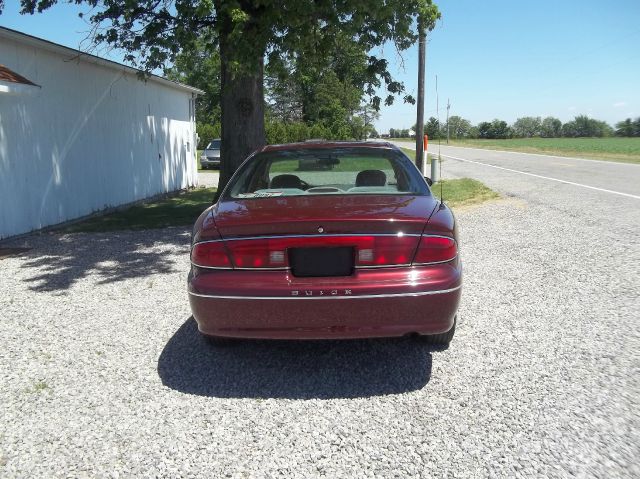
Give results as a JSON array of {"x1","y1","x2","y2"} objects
[
  {"x1": 396, "y1": 138, "x2": 640, "y2": 164},
  {"x1": 64, "y1": 187, "x2": 217, "y2": 233},
  {"x1": 433, "y1": 178, "x2": 499, "y2": 207}
]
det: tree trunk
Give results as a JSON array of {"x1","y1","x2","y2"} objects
[{"x1": 216, "y1": 25, "x2": 266, "y2": 197}]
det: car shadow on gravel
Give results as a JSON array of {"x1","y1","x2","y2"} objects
[
  {"x1": 11, "y1": 228, "x2": 190, "y2": 292},
  {"x1": 158, "y1": 317, "x2": 437, "y2": 399}
]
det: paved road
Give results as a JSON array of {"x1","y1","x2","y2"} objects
[{"x1": 396, "y1": 141, "x2": 640, "y2": 199}]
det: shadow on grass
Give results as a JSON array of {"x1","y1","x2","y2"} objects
[
  {"x1": 64, "y1": 187, "x2": 216, "y2": 233},
  {"x1": 16, "y1": 227, "x2": 191, "y2": 292},
  {"x1": 157, "y1": 317, "x2": 435, "y2": 399}
]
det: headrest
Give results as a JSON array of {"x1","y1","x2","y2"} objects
[
  {"x1": 355, "y1": 170, "x2": 386, "y2": 187},
  {"x1": 270, "y1": 174, "x2": 303, "y2": 189}
]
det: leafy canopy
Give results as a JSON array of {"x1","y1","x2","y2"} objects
[{"x1": 11, "y1": 0, "x2": 440, "y2": 111}]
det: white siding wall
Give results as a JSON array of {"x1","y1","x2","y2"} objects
[{"x1": 0, "y1": 38, "x2": 198, "y2": 239}]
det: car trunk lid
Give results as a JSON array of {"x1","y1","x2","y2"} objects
[{"x1": 212, "y1": 195, "x2": 438, "y2": 238}]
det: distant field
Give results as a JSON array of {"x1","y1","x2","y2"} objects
[{"x1": 445, "y1": 138, "x2": 640, "y2": 164}]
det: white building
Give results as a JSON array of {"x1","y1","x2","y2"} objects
[{"x1": 0, "y1": 27, "x2": 203, "y2": 239}]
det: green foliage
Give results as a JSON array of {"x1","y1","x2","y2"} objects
[
  {"x1": 446, "y1": 116, "x2": 473, "y2": 139},
  {"x1": 389, "y1": 128, "x2": 412, "y2": 138},
  {"x1": 264, "y1": 118, "x2": 376, "y2": 144},
  {"x1": 14, "y1": 0, "x2": 440, "y2": 114},
  {"x1": 165, "y1": 35, "x2": 221, "y2": 126},
  {"x1": 512, "y1": 116, "x2": 542, "y2": 138},
  {"x1": 540, "y1": 117, "x2": 563, "y2": 138},
  {"x1": 265, "y1": 38, "x2": 381, "y2": 142},
  {"x1": 562, "y1": 115, "x2": 613, "y2": 137},
  {"x1": 615, "y1": 117, "x2": 640, "y2": 137},
  {"x1": 196, "y1": 123, "x2": 221, "y2": 148},
  {"x1": 478, "y1": 119, "x2": 511, "y2": 139},
  {"x1": 424, "y1": 117, "x2": 441, "y2": 139}
]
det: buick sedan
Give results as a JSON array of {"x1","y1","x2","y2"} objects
[{"x1": 188, "y1": 141, "x2": 461, "y2": 345}]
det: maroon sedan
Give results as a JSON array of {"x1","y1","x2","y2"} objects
[{"x1": 188, "y1": 141, "x2": 461, "y2": 344}]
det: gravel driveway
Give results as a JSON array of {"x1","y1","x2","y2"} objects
[{"x1": 1, "y1": 159, "x2": 639, "y2": 476}]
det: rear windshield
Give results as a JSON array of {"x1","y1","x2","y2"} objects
[
  {"x1": 207, "y1": 140, "x2": 221, "y2": 149},
  {"x1": 224, "y1": 146, "x2": 430, "y2": 199}
]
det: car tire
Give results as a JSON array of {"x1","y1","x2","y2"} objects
[{"x1": 420, "y1": 315, "x2": 456, "y2": 346}]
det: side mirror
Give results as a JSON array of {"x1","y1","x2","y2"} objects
[{"x1": 424, "y1": 176, "x2": 433, "y2": 186}]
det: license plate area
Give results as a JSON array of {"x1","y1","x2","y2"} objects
[{"x1": 289, "y1": 247, "x2": 354, "y2": 277}]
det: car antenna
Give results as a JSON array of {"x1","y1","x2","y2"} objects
[{"x1": 435, "y1": 75, "x2": 444, "y2": 208}]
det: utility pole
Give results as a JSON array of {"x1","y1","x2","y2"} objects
[
  {"x1": 446, "y1": 98, "x2": 451, "y2": 145},
  {"x1": 415, "y1": 16, "x2": 426, "y2": 174},
  {"x1": 431, "y1": 75, "x2": 439, "y2": 183}
]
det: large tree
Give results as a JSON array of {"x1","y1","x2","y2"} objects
[
  {"x1": 446, "y1": 115, "x2": 472, "y2": 140},
  {"x1": 615, "y1": 118, "x2": 640, "y2": 137},
  {"x1": 512, "y1": 116, "x2": 541, "y2": 138},
  {"x1": 478, "y1": 119, "x2": 511, "y2": 139},
  {"x1": 540, "y1": 116, "x2": 562, "y2": 138},
  {"x1": 8, "y1": 0, "x2": 439, "y2": 192},
  {"x1": 562, "y1": 115, "x2": 613, "y2": 137}
]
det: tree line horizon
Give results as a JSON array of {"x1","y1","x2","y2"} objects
[{"x1": 388, "y1": 115, "x2": 640, "y2": 140}]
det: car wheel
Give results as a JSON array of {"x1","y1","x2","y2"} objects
[{"x1": 420, "y1": 315, "x2": 456, "y2": 346}]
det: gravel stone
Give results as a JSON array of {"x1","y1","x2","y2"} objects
[{"x1": 0, "y1": 156, "x2": 638, "y2": 477}]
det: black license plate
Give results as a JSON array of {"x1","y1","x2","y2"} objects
[{"x1": 289, "y1": 247, "x2": 354, "y2": 277}]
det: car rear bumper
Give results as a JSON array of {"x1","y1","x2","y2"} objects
[{"x1": 188, "y1": 262, "x2": 462, "y2": 339}]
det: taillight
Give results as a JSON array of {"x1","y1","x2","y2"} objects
[
  {"x1": 191, "y1": 242, "x2": 232, "y2": 268},
  {"x1": 412, "y1": 235, "x2": 457, "y2": 264},
  {"x1": 226, "y1": 237, "x2": 293, "y2": 268},
  {"x1": 227, "y1": 236, "x2": 419, "y2": 268},
  {"x1": 192, "y1": 235, "x2": 421, "y2": 269},
  {"x1": 354, "y1": 236, "x2": 417, "y2": 266}
]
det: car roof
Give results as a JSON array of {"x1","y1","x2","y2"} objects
[{"x1": 260, "y1": 140, "x2": 398, "y2": 153}]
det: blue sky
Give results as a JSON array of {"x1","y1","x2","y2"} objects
[{"x1": 2, "y1": 0, "x2": 639, "y2": 133}]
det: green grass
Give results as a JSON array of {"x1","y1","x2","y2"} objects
[
  {"x1": 433, "y1": 178, "x2": 499, "y2": 207},
  {"x1": 444, "y1": 138, "x2": 640, "y2": 164},
  {"x1": 65, "y1": 187, "x2": 217, "y2": 233}
]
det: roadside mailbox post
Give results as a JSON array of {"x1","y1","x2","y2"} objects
[{"x1": 430, "y1": 135, "x2": 439, "y2": 183}]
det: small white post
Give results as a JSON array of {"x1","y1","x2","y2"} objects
[{"x1": 430, "y1": 152, "x2": 438, "y2": 183}]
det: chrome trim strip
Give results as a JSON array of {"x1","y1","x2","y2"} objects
[
  {"x1": 412, "y1": 254, "x2": 458, "y2": 266},
  {"x1": 234, "y1": 266, "x2": 289, "y2": 271},
  {"x1": 188, "y1": 285, "x2": 461, "y2": 300},
  {"x1": 354, "y1": 263, "x2": 412, "y2": 269},
  {"x1": 192, "y1": 263, "x2": 288, "y2": 271},
  {"x1": 194, "y1": 233, "x2": 422, "y2": 245},
  {"x1": 191, "y1": 263, "x2": 234, "y2": 270}
]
